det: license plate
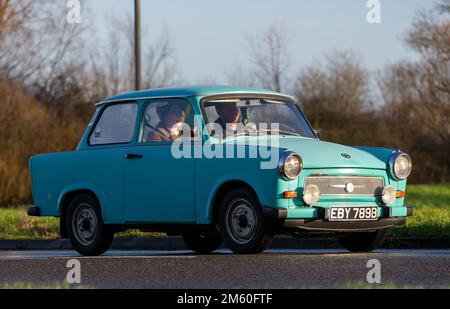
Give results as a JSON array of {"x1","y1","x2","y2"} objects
[{"x1": 328, "y1": 207, "x2": 378, "y2": 221}]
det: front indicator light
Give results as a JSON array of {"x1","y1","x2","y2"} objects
[
  {"x1": 382, "y1": 186, "x2": 396, "y2": 204},
  {"x1": 303, "y1": 184, "x2": 321, "y2": 205},
  {"x1": 283, "y1": 191, "x2": 298, "y2": 199},
  {"x1": 396, "y1": 190, "x2": 407, "y2": 198}
]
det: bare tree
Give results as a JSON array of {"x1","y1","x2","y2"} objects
[
  {"x1": 295, "y1": 50, "x2": 370, "y2": 117},
  {"x1": 0, "y1": 1, "x2": 87, "y2": 88},
  {"x1": 406, "y1": 1, "x2": 450, "y2": 143},
  {"x1": 0, "y1": 0, "x2": 98, "y2": 122},
  {"x1": 0, "y1": 0, "x2": 33, "y2": 37},
  {"x1": 292, "y1": 50, "x2": 374, "y2": 145},
  {"x1": 142, "y1": 26, "x2": 179, "y2": 89},
  {"x1": 377, "y1": 1, "x2": 450, "y2": 182},
  {"x1": 436, "y1": 0, "x2": 450, "y2": 14},
  {"x1": 393, "y1": 2, "x2": 449, "y2": 144},
  {"x1": 228, "y1": 22, "x2": 291, "y2": 92},
  {"x1": 226, "y1": 61, "x2": 256, "y2": 88},
  {"x1": 94, "y1": 16, "x2": 179, "y2": 96}
]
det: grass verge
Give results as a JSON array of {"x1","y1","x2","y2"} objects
[
  {"x1": 0, "y1": 184, "x2": 448, "y2": 240},
  {"x1": 389, "y1": 184, "x2": 450, "y2": 237},
  {"x1": 0, "y1": 208, "x2": 163, "y2": 240}
]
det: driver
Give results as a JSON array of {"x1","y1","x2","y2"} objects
[
  {"x1": 215, "y1": 103, "x2": 241, "y2": 137},
  {"x1": 146, "y1": 103, "x2": 185, "y2": 142}
]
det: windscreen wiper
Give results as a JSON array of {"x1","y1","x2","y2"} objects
[{"x1": 257, "y1": 129, "x2": 303, "y2": 137}]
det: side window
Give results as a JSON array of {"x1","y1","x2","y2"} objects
[
  {"x1": 88, "y1": 108, "x2": 100, "y2": 127},
  {"x1": 141, "y1": 99, "x2": 197, "y2": 143},
  {"x1": 90, "y1": 103, "x2": 138, "y2": 145}
]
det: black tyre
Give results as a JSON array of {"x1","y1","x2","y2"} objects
[
  {"x1": 338, "y1": 229, "x2": 386, "y2": 252},
  {"x1": 218, "y1": 188, "x2": 273, "y2": 254},
  {"x1": 182, "y1": 231, "x2": 223, "y2": 254},
  {"x1": 66, "y1": 193, "x2": 114, "y2": 256}
]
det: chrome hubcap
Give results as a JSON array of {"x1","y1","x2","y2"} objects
[
  {"x1": 73, "y1": 204, "x2": 97, "y2": 246},
  {"x1": 226, "y1": 201, "x2": 257, "y2": 244}
]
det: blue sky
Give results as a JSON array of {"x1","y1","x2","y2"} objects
[{"x1": 85, "y1": 0, "x2": 434, "y2": 83}]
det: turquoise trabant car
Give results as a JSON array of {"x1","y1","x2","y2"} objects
[{"x1": 28, "y1": 86, "x2": 413, "y2": 255}]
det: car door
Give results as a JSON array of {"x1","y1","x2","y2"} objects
[
  {"x1": 86, "y1": 102, "x2": 140, "y2": 223},
  {"x1": 124, "y1": 98, "x2": 196, "y2": 223}
]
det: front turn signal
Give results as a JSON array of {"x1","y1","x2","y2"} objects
[
  {"x1": 283, "y1": 191, "x2": 298, "y2": 199},
  {"x1": 396, "y1": 190, "x2": 407, "y2": 198}
]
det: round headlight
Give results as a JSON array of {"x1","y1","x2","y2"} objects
[
  {"x1": 389, "y1": 152, "x2": 412, "y2": 180},
  {"x1": 382, "y1": 186, "x2": 396, "y2": 205},
  {"x1": 278, "y1": 152, "x2": 303, "y2": 180},
  {"x1": 303, "y1": 184, "x2": 321, "y2": 205}
]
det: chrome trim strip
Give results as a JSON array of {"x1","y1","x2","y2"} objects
[
  {"x1": 328, "y1": 184, "x2": 366, "y2": 189},
  {"x1": 303, "y1": 176, "x2": 384, "y2": 196},
  {"x1": 96, "y1": 95, "x2": 190, "y2": 106}
]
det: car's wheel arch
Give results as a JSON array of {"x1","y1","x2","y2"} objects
[
  {"x1": 58, "y1": 188, "x2": 103, "y2": 238},
  {"x1": 211, "y1": 180, "x2": 261, "y2": 225}
]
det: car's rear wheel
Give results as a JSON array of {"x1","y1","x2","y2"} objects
[
  {"x1": 218, "y1": 188, "x2": 273, "y2": 254},
  {"x1": 338, "y1": 229, "x2": 386, "y2": 252},
  {"x1": 66, "y1": 193, "x2": 114, "y2": 256},
  {"x1": 182, "y1": 231, "x2": 223, "y2": 254}
]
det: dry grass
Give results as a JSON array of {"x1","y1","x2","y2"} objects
[{"x1": 0, "y1": 80, "x2": 88, "y2": 206}]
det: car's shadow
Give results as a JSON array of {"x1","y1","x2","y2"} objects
[{"x1": 91, "y1": 248, "x2": 367, "y2": 258}]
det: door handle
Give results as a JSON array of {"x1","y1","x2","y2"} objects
[{"x1": 125, "y1": 154, "x2": 143, "y2": 160}]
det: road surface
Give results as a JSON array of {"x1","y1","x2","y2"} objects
[{"x1": 0, "y1": 249, "x2": 449, "y2": 288}]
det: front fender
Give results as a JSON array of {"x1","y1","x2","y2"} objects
[
  {"x1": 197, "y1": 170, "x2": 292, "y2": 224},
  {"x1": 57, "y1": 182, "x2": 108, "y2": 218}
]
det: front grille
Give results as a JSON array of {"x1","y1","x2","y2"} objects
[{"x1": 304, "y1": 176, "x2": 384, "y2": 196}]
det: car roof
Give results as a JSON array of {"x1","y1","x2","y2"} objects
[{"x1": 99, "y1": 85, "x2": 296, "y2": 105}]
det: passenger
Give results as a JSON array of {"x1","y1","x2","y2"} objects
[
  {"x1": 146, "y1": 103, "x2": 185, "y2": 142},
  {"x1": 215, "y1": 103, "x2": 241, "y2": 137}
]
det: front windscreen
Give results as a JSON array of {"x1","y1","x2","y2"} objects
[{"x1": 203, "y1": 98, "x2": 315, "y2": 139}]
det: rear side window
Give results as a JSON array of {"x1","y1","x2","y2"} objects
[{"x1": 89, "y1": 103, "x2": 138, "y2": 145}]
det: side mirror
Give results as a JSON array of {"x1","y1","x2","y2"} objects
[{"x1": 314, "y1": 129, "x2": 321, "y2": 139}]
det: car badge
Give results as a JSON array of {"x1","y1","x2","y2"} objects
[
  {"x1": 345, "y1": 182, "x2": 355, "y2": 193},
  {"x1": 341, "y1": 153, "x2": 351, "y2": 159}
]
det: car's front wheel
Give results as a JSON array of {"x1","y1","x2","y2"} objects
[
  {"x1": 218, "y1": 188, "x2": 273, "y2": 254},
  {"x1": 338, "y1": 229, "x2": 386, "y2": 252},
  {"x1": 66, "y1": 193, "x2": 114, "y2": 256},
  {"x1": 182, "y1": 231, "x2": 223, "y2": 254}
]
